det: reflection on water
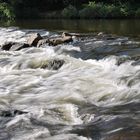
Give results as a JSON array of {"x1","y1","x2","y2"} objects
[{"x1": 0, "y1": 19, "x2": 140, "y2": 37}]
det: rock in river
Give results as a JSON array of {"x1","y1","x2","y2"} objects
[
  {"x1": 37, "y1": 38, "x2": 49, "y2": 47},
  {"x1": 10, "y1": 43, "x2": 30, "y2": 51},
  {"x1": 27, "y1": 33, "x2": 42, "y2": 46},
  {"x1": 0, "y1": 109, "x2": 28, "y2": 117},
  {"x1": 48, "y1": 36, "x2": 73, "y2": 46},
  {"x1": 1, "y1": 42, "x2": 30, "y2": 51},
  {"x1": 1, "y1": 42, "x2": 15, "y2": 50}
]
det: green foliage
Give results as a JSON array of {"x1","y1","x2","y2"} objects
[
  {"x1": 79, "y1": 1, "x2": 139, "y2": 19},
  {"x1": 79, "y1": 2, "x2": 122, "y2": 19},
  {"x1": 105, "y1": 5, "x2": 122, "y2": 18},
  {"x1": 0, "y1": 0, "x2": 139, "y2": 19},
  {"x1": 79, "y1": 2, "x2": 105, "y2": 18},
  {"x1": 61, "y1": 5, "x2": 79, "y2": 19},
  {"x1": 0, "y1": 2, "x2": 15, "y2": 20}
]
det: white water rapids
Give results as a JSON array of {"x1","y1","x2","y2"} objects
[{"x1": 0, "y1": 28, "x2": 140, "y2": 140}]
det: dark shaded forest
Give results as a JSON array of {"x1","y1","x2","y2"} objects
[{"x1": 0, "y1": 0, "x2": 140, "y2": 19}]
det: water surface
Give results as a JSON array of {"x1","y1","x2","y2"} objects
[
  {"x1": 0, "y1": 20, "x2": 140, "y2": 140},
  {"x1": 0, "y1": 19, "x2": 140, "y2": 37}
]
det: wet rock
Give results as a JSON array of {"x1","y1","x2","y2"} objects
[
  {"x1": 62, "y1": 36, "x2": 73, "y2": 43},
  {"x1": 1, "y1": 42, "x2": 15, "y2": 50},
  {"x1": 48, "y1": 36, "x2": 73, "y2": 46},
  {"x1": 47, "y1": 59, "x2": 65, "y2": 70},
  {"x1": 62, "y1": 32, "x2": 74, "y2": 37},
  {"x1": 37, "y1": 38, "x2": 49, "y2": 47},
  {"x1": 27, "y1": 33, "x2": 42, "y2": 46},
  {"x1": 116, "y1": 57, "x2": 131, "y2": 66},
  {"x1": 27, "y1": 59, "x2": 64, "y2": 70},
  {"x1": 97, "y1": 32, "x2": 104, "y2": 36},
  {"x1": 0, "y1": 110, "x2": 28, "y2": 117},
  {"x1": 36, "y1": 32, "x2": 74, "y2": 47},
  {"x1": 62, "y1": 32, "x2": 85, "y2": 38},
  {"x1": 1, "y1": 42, "x2": 30, "y2": 51},
  {"x1": 97, "y1": 32, "x2": 116, "y2": 40},
  {"x1": 10, "y1": 43, "x2": 30, "y2": 51}
]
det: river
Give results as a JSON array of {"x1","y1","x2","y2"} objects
[{"x1": 0, "y1": 20, "x2": 140, "y2": 140}]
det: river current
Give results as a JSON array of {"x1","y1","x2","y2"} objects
[{"x1": 0, "y1": 27, "x2": 140, "y2": 140}]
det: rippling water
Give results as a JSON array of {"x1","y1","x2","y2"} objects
[{"x1": 0, "y1": 27, "x2": 140, "y2": 140}]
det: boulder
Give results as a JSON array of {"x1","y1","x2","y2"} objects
[
  {"x1": 37, "y1": 38, "x2": 49, "y2": 47},
  {"x1": 1, "y1": 42, "x2": 15, "y2": 50},
  {"x1": 10, "y1": 43, "x2": 30, "y2": 51},
  {"x1": 62, "y1": 36, "x2": 73, "y2": 43},
  {"x1": 48, "y1": 36, "x2": 73, "y2": 46},
  {"x1": 27, "y1": 33, "x2": 42, "y2": 46},
  {"x1": 1, "y1": 42, "x2": 30, "y2": 51}
]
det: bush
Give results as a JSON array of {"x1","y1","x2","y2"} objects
[
  {"x1": 80, "y1": 3, "x2": 107, "y2": 18},
  {"x1": 105, "y1": 5, "x2": 122, "y2": 18},
  {"x1": 79, "y1": 2, "x2": 104, "y2": 18},
  {"x1": 79, "y1": 7, "x2": 93, "y2": 19},
  {"x1": 61, "y1": 5, "x2": 79, "y2": 18},
  {"x1": 0, "y1": 2, "x2": 15, "y2": 20},
  {"x1": 79, "y1": 2, "x2": 130, "y2": 19}
]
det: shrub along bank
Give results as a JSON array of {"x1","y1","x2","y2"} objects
[
  {"x1": 0, "y1": 2, "x2": 15, "y2": 20},
  {"x1": 0, "y1": 0, "x2": 140, "y2": 20},
  {"x1": 61, "y1": 2, "x2": 140, "y2": 19}
]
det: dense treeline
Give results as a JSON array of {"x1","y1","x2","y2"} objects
[{"x1": 0, "y1": 0, "x2": 140, "y2": 19}]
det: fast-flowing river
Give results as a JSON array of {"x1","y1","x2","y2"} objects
[{"x1": 0, "y1": 20, "x2": 140, "y2": 140}]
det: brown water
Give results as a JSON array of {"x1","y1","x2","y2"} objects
[{"x1": 0, "y1": 19, "x2": 140, "y2": 38}]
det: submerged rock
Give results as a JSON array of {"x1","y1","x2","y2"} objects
[
  {"x1": 10, "y1": 43, "x2": 30, "y2": 51},
  {"x1": 27, "y1": 33, "x2": 42, "y2": 46},
  {"x1": 1, "y1": 42, "x2": 30, "y2": 51},
  {"x1": 23, "y1": 59, "x2": 65, "y2": 70},
  {"x1": 0, "y1": 110, "x2": 28, "y2": 117},
  {"x1": 38, "y1": 59, "x2": 64, "y2": 70},
  {"x1": 47, "y1": 59, "x2": 65, "y2": 70},
  {"x1": 1, "y1": 42, "x2": 15, "y2": 50}
]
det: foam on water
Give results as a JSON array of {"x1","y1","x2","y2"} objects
[{"x1": 0, "y1": 28, "x2": 139, "y2": 140}]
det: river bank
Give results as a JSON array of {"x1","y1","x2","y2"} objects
[{"x1": 0, "y1": 1, "x2": 140, "y2": 20}]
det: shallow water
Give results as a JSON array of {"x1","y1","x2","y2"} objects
[{"x1": 0, "y1": 26, "x2": 140, "y2": 140}]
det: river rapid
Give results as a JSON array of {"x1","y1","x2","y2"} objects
[{"x1": 0, "y1": 27, "x2": 140, "y2": 140}]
